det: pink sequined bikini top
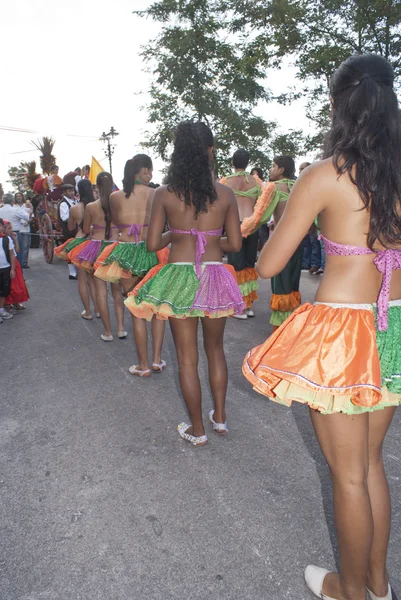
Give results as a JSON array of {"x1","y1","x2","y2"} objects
[
  {"x1": 119, "y1": 223, "x2": 149, "y2": 245},
  {"x1": 90, "y1": 223, "x2": 118, "y2": 239},
  {"x1": 169, "y1": 227, "x2": 223, "y2": 278},
  {"x1": 320, "y1": 234, "x2": 401, "y2": 331}
]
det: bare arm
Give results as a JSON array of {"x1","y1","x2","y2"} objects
[
  {"x1": 257, "y1": 166, "x2": 326, "y2": 279},
  {"x1": 220, "y1": 189, "x2": 242, "y2": 253},
  {"x1": 146, "y1": 189, "x2": 171, "y2": 252},
  {"x1": 68, "y1": 205, "x2": 80, "y2": 231},
  {"x1": 10, "y1": 250, "x2": 16, "y2": 279}
]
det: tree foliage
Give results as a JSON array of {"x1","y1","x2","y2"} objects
[
  {"x1": 135, "y1": 0, "x2": 305, "y2": 172},
  {"x1": 136, "y1": 0, "x2": 400, "y2": 161},
  {"x1": 7, "y1": 160, "x2": 40, "y2": 192}
]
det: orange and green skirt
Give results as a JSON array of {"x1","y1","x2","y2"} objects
[
  {"x1": 68, "y1": 239, "x2": 114, "y2": 273},
  {"x1": 54, "y1": 237, "x2": 87, "y2": 262},
  {"x1": 243, "y1": 301, "x2": 401, "y2": 415},
  {"x1": 270, "y1": 243, "x2": 303, "y2": 326},
  {"x1": 94, "y1": 241, "x2": 158, "y2": 283}
]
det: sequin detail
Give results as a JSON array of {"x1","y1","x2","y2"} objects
[
  {"x1": 320, "y1": 234, "x2": 401, "y2": 331},
  {"x1": 169, "y1": 227, "x2": 223, "y2": 279}
]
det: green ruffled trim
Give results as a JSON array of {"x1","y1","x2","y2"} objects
[
  {"x1": 269, "y1": 309, "x2": 294, "y2": 326},
  {"x1": 374, "y1": 304, "x2": 401, "y2": 394},
  {"x1": 105, "y1": 241, "x2": 158, "y2": 275},
  {"x1": 135, "y1": 264, "x2": 199, "y2": 314},
  {"x1": 65, "y1": 237, "x2": 88, "y2": 252},
  {"x1": 239, "y1": 280, "x2": 259, "y2": 296}
]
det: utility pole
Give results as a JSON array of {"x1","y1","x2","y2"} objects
[{"x1": 99, "y1": 126, "x2": 119, "y2": 174}]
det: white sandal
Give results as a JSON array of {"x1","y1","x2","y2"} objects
[
  {"x1": 118, "y1": 330, "x2": 128, "y2": 339},
  {"x1": 367, "y1": 584, "x2": 394, "y2": 600},
  {"x1": 304, "y1": 566, "x2": 337, "y2": 600},
  {"x1": 209, "y1": 410, "x2": 228, "y2": 435},
  {"x1": 129, "y1": 365, "x2": 151, "y2": 377},
  {"x1": 152, "y1": 360, "x2": 167, "y2": 373},
  {"x1": 81, "y1": 310, "x2": 93, "y2": 320},
  {"x1": 100, "y1": 333, "x2": 113, "y2": 342},
  {"x1": 177, "y1": 422, "x2": 208, "y2": 446}
]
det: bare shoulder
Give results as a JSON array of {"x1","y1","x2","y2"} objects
[
  {"x1": 110, "y1": 190, "x2": 124, "y2": 203},
  {"x1": 215, "y1": 181, "x2": 235, "y2": 202}
]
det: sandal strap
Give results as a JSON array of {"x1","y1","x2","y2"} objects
[
  {"x1": 129, "y1": 365, "x2": 151, "y2": 376},
  {"x1": 152, "y1": 360, "x2": 166, "y2": 369},
  {"x1": 177, "y1": 423, "x2": 208, "y2": 446},
  {"x1": 209, "y1": 410, "x2": 228, "y2": 432}
]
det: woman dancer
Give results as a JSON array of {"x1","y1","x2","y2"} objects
[
  {"x1": 125, "y1": 121, "x2": 243, "y2": 445},
  {"x1": 58, "y1": 179, "x2": 99, "y2": 320},
  {"x1": 94, "y1": 155, "x2": 166, "y2": 371},
  {"x1": 243, "y1": 54, "x2": 400, "y2": 600},
  {"x1": 76, "y1": 172, "x2": 126, "y2": 341}
]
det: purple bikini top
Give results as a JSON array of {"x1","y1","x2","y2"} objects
[
  {"x1": 169, "y1": 227, "x2": 223, "y2": 278},
  {"x1": 120, "y1": 223, "x2": 149, "y2": 245},
  {"x1": 90, "y1": 223, "x2": 118, "y2": 239},
  {"x1": 320, "y1": 234, "x2": 401, "y2": 331}
]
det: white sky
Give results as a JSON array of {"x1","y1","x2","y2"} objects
[{"x1": 0, "y1": 0, "x2": 316, "y2": 192}]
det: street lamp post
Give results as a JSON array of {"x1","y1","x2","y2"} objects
[{"x1": 99, "y1": 126, "x2": 119, "y2": 174}]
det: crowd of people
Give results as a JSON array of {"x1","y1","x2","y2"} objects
[{"x1": 2, "y1": 53, "x2": 401, "y2": 600}]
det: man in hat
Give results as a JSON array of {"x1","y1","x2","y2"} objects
[{"x1": 59, "y1": 184, "x2": 78, "y2": 280}]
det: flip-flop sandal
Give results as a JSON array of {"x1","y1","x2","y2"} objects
[
  {"x1": 95, "y1": 312, "x2": 101, "y2": 318},
  {"x1": 152, "y1": 360, "x2": 167, "y2": 373},
  {"x1": 118, "y1": 331, "x2": 128, "y2": 339},
  {"x1": 129, "y1": 365, "x2": 151, "y2": 377},
  {"x1": 209, "y1": 410, "x2": 229, "y2": 435},
  {"x1": 81, "y1": 310, "x2": 93, "y2": 320},
  {"x1": 177, "y1": 422, "x2": 208, "y2": 446}
]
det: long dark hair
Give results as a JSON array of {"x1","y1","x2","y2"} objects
[
  {"x1": 273, "y1": 156, "x2": 296, "y2": 179},
  {"x1": 96, "y1": 171, "x2": 114, "y2": 240},
  {"x1": 324, "y1": 53, "x2": 401, "y2": 249},
  {"x1": 77, "y1": 179, "x2": 94, "y2": 230},
  {"x1": 167, "y1": 121, "x2": 217, "y2": 217},
  {"x1": 123, "y1": 154, "x2": 152, "y2": 198}
]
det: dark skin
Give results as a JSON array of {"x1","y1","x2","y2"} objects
[{"x1": 146, "y1": 178, "x2": 242, "y2": 438}]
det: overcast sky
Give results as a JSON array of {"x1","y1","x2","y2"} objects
[{"x1": 1, "y1": 0, "x2": 316, "y2": 191}]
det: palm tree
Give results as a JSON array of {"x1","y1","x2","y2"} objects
[
  {"x1": 25, "y1": 161, "x2": 40, "y2": 190},
  {"x1": 32, "y1": 136, "x2": 56, "y2": 174}
]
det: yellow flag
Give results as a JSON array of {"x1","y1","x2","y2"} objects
[{"x1": 89, "y1": 156, "x2": 105, "y2": 185}]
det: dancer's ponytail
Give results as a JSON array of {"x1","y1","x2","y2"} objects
[
  {"x1": 123, "y1": 154, "x2": 153, "y2": 198},
  {"x1": 77, "y1": 179, "x2": 94, "y2": 229},
  {"x1": 96, "y1": 171, "x2": 113, "y2": 240}
]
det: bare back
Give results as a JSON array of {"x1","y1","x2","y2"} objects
[
  {"x1": 84, "y1": 200, "x2": 119, "y2": 241},
  {"x1": 147, "y1": 182, "x2": 241, "y2": 263},
  {"x1": 69, "y1": 203, "x2": 85, "y2": 237},
  {"x1": 224, "y1": 173, "x2": 260, "y2": 221},
  {"x1": 110, "y1": 185, "x2": 154, "y2": 243},
  {"x1": 261, "y1": 158, "x2": 401, "y2": 304}
]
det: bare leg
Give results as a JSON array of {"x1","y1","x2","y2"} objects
[
  {"x1": 366, "y1": 407, "x2": 396, "y2": 597},
  {"x1": 169, "y1": 318, "x2": 204, "y2": 436},
  {"x1": 94, "y1": 277, "x2": 112, "y2": 336},
  {"x1": 121, "y1": 277, "x2": 149, "y2": 370},
  {"x1": 151, "y1": 317, "x2": 165, "y2": 366},
  {"x1": 111, "y1": 283, "x2": 125, "y2": 334},
  {"x1": 310, "y1": 410, "x2": 372, "y2": 600},
  {"x1": 77, "y1": 268, "x2": 91, "y2": 316},
  {"x1": 201, "y1": 317, "x2": 227, "y2": 424},
  {"x1": 87, "y1": 272, "x2": 98, "y2": 314}
]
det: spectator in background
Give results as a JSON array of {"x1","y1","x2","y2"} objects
[
  {"x1": 299, "y1": 162, "x2": 323, "y2": 274},
  {"x1": 0, "y1": 217, "x2": 16, "y2": 321},
  {"x1": 74, "y1": 167, "x2": 82, "y2": 193},
  {"x1": 14, "y1": 192, "x2": 31, "y2": 269},
  {"x1": 0, "y1": 193, "x2": 31, "y2": 266},
  {"x1": 82, "y1": 165, "x2": 90, "y2": 179}
]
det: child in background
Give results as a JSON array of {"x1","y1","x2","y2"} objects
[
  {"x1": 3, "y1": 221, "x2": 29, "y2": 311},
  {"x1": 0, "y1": 218, "x2": 16, "y2": 321}
]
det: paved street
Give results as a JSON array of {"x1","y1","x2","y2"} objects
[{"x1": 1, "y1": 249, "x2": 400, "y2": 600}]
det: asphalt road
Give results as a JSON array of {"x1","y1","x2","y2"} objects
[{"x1": 1, "y1": 249, "x2": 400, "y2": 600}]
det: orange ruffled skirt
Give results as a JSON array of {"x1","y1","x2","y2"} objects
[{"x1": 243, "y1": 303, "x2": 400, "y2": 415}]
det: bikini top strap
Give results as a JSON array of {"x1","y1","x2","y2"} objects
[
  {"x1": 119, "y1": 223, "x2": 149, "y2": 245},
  {"x1": 169, "y1": 227, "x2": 223, "y2": 278},
  {"x1": 319, "y1": 234, "x2": 374, "y2": 256}
]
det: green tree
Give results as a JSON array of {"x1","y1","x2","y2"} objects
[
  {"x1": 135, "y1": 0, "x2": 305, "y2": 173},
  {"x1": 7, "y1": 162, "x2": 29, "y2": 191},
  {"x1": 0, "y1": 183, "x2": 4, "y2": 199}
]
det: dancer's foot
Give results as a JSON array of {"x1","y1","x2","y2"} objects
[
  {"x1": 233, "y1": 312, "x2": 247, "y2": 320},
  {"x1": 245, "y1": 308, "x2": 255, "y2": 317},
  {"x1": 129, "y1": 365, "x2": 151, "y2": 377},
  {"x1": 117, "y1": 330, "x2": 128, "y2": 339},
  {"x1": 152, "y1": 360, "x2": 167, "y2": 373},
  {"x1": 209, "y1": 410, "x2": 228, "y2": 435},
  {"x1": 100, "y1": 333, "x2": 113, "y2": 342},
  {"x1": 177, "y1": 423, "x2": 208, "y2": 446},
  {"x1": 81, "y1": 310, "x2": 93, "y2": 320}
]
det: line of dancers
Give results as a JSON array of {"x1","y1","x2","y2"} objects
[{"x1": 55, "y1": 53, "x2": 400, "y2": 600}]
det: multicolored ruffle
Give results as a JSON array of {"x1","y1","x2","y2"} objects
[
  {"x1": 94, "y1": 241, "x2": 158, "y2": 283},
  {"x1": 68, "y1": 239, "x2": 114, "y2": 272},
  {"x1": 125, "y1": 262, "x2": 245, "y2": 320},
  {"x1": 54, "y1": 237, "x2": 87, "y2": 262},
  {"x1": 235, "y1": 267, "x2": 259, "y2": 309}
]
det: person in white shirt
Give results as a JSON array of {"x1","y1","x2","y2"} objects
[
  {"x1": 74, "y1": 167, "x2": 82, "y2": 194},
  {"x1": 14, "y1": 192, "x2": 32, "y2": 268},
  {"x1": 58, "y1": 185, "x2": 78, "y2": 280},
  {"x1": 0, "y1": 193, "x2": 31, "y2": 266}
]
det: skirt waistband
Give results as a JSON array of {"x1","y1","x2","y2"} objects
[
  {"x1": 172, "y1": 261, "x2": 223, "y2": 266},
  {"x1": 315, "y1": 299, "x2": 401, "y2": 310}
]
